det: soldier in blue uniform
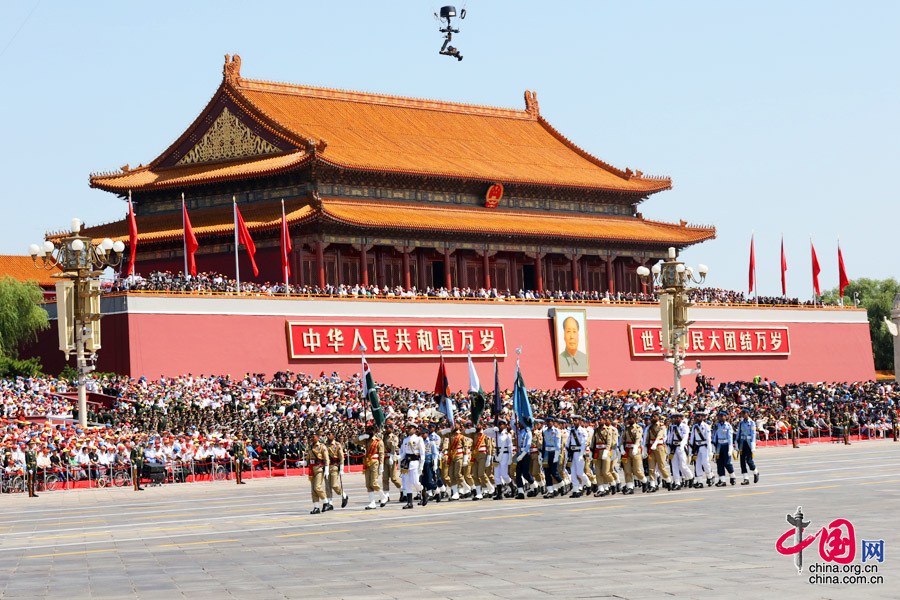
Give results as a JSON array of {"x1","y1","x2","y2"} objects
[
  {"x1": 542, "y1": 417, "x2": 564, "y2": 498},
  {"x1": 712, "y1": 410, "x2": 736, "y2": 487},
  {"x1": 736, "y1": 408, "x2": 760, "y2": 485},
  {"x1": 514, "y1": 419, "x2": 535, "y2": 499}
]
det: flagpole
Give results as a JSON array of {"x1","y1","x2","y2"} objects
[
  {"x1": 781, "y1": 232, "x2": 785, "y2": 299},
  {"x1": 182, "y1": 193, "x2": 188, "y2": 278},
  {"x1": 282, "y1": 199, "x2": 289, "y2": 293},
  {"x1": 838, "y1": 236, "x2": 843, "y2": 308},
  {"x1": 233, "y1": 196, "x2": 240, "y2": 295},
  {"x1": 752, "y1": 231, "x2": 758, "y2": 305},
  {"x1": 809, "y1": 234, "x2": 815, "y2": 305},
  {"x1": 360, "y1": 343, "x2": 368, "y2": 425}
]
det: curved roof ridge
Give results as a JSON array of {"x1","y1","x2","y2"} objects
[{"x1": 234, "y1": 77, "x2": 533, "y2": 120}]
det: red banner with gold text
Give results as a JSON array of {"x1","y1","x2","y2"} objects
[{"x1": 628, "y1": 325, "x2": 790, "y2": 357}]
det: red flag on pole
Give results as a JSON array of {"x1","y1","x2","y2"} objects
[
  {"x1": 127, "y1": 191, "x2": 138, "y2": 276},
  {"x1": 810, "y1": 239, "x2": 821, "y2": 297},
  {"x1": 748, "y1": 234, "x2": 756, "y2": 294},
  {"x1": 838, "y1": 242, "x2": 849, "y2": 298},
  {"x1": 281, "y1": 199, "x2": 291, "y2": 281},
  {"x1": 235, "y1": 204, "x2": 259, "y2": 277},
  {"x1": 183, "y1": 200, "x2": 199, "y2": 277},
  {"x1": 780, "y1": 236, "x2": 787, "y2": 296}
]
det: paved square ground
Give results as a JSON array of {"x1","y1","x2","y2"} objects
[{"x1": 0, "y1": 440, "x2": 896, "y2": 599}]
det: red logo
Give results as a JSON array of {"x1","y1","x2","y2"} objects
[
  {"x1": 485, "y1": 183, "x2": 504, "y2": 208},
  {"x1": 776, "y1": 507, "x2": 856, "y2": 574}
]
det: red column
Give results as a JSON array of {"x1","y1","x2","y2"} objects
[
  {"x1": 571, "y1": 255, "x2": 579, "y2": 292},
  {"x1": 402, "y1": 247, "x2": 410, "y2": 290},
  {"x1": 315, "y1": 241, "x2": 325, "y2": 289},
  {"x1": 535, "y1": 252, "x2": 543, "y2": 293},
  {"x1": 417, "y1": 251, "x2": 427, "y2": 290},
  {"x1": 483, "y1": 252, "x2": 491, "y2": 289},
  {"x1": 606, "y1": 255, "x2": 615, "y2": 294},
  {"x1": 360, "y1": 244, "x2": 369, "y2": 286},
  {"x1": 444, "y1": 248, "x2": 452, "y2": 289}
]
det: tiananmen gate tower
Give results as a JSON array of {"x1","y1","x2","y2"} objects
[{"x1": 84, "y1": 55, "x2": 714, "y2": 293}]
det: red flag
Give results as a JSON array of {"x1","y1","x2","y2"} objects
[
  {"x1": 748, "y1": 235, "x2": 756, "y2": 294},
  {"x1": 127, "y1": 193, "x2": 138, "y2": 276},
  {"x1": 235, "y1": 204, "x2": 258, "y2": 277},
  {"x1": 810, "y1": 239, "x2": 821, "y2": 296},
  {"x1": 281, "y1": 200, "x2": 291, "y2": 280},
  {"x1": 780, "y1": 236, "x2": 787, "y2": 296},
  {"x1": 838, "y1": 243, "x2": 849, "y2": 298},
  {"x1": 183, "y1": 200, "x2": 199, "y2": 276}
]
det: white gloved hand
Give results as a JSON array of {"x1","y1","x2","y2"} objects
[
  {"x1": 601, "y1": 449, "x2": 610, "y2": 460},
  {"x1": 324, "y1": 467, "x2": 329, "y2": 477},
  {"x1": 641, "y1": 451, "x2": 648, "y2": 460}
]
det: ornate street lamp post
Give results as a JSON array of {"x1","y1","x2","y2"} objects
[
  {"x1": 29, "y1": 219, "x2": 125, "y2": 426},
  {"x1": 637, "y1": 247, "x2": 709, "y2": 401}
]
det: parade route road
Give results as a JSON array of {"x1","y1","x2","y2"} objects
[{"x1": 0, "y1": 440, "x2": 896, "y2": 599}]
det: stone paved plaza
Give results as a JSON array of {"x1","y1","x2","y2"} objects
[{"x1": 0, "y1": 440, "x2": 896, "y2": 599}]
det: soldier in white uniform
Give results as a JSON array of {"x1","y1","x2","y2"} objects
[
  {"x1": 689, "y1": 411, "x2": 714, "y2": 488},
  {"x1": 399, "y1": 423, "x2": 425, "y2": 509},
  {"x1": 666, "y1": 412, "x2": 693, "y2": 490},
  {"x1": 567, "y1": 416, "x2": 591, "y2": 498},
  {"x1": 485, "y1": 420, "x2": 514, "y2": 500}
]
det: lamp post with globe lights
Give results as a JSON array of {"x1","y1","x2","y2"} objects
[
  {"x1": 636, "y1": 247, "x2": 709, "y2": 401},
  {"x1": 29, "y1": 219, "x2": 125, "y2": 426}
]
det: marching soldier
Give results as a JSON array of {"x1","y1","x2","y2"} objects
[
  {"x1": 842, "y1": 408, "x2": 852, "y2": 446},
  {"x1": 232, "y1": 438, "x2": 246, "y2": 485},
  {"x1": 712, "y1": 411, "x2": 736, "y2": 486},
  {"x1": 542, "y1": 417, "x2": 564, "y2": 498},
  {"x1": 892, "y1": 407, "x2": 899, "y2": 442},
  {"x1": 25, "y1": 439, "x2": 38, "y2": 498},
  {"x1": 485, "y1": 420, "x2": 514, "y2": 500},
  {"x1": 130, "y1": 438, "x2": 145, "y2": 491},
  {"x1": 666, "y1": 412, "x2": 693, "y2": 490},
  {"x1": 466, "y1": 421, "x2": 490, "y2": 500},
  {"x1": 619, "y1": 412, "x2": 647, "y2": 494},
  {"x1": 324, "y1": 431, "x2": 348, "y2": 510},
  {"x1": 736, "y1": 408, "x2": 760, "y2": 485},
  {"x1": 421, "y1": 423, "x2": 441, "y2": 505},
  {"x1": 688, "y1": 412, "x2": 713, "y2": 488},
  {"x1": 447, "y1": 422, "x2": 466, "y2": 501},
  {"x1": 380, "y1": 423, "x2": 403, "y2": 506},
  {"x1": 790, "y1": 410, "x2": 800, "y2": 449},
  {"x1": 514, "y1": 419, "x2": 535, "y2": 499},
  {"x1": 644, "y1": 412, "x2": 672, "y2": 492},
  {"x1": 529, "y1": 419, "x2": 545, "y2": 495},
  {"x1": 399, "y1": 422, "x2": 425, "y2": 509},
  {"x1": 360, "y1": 425, "x2": 385, "y2": 510},
  {"x1": 567, "y1": 416, "x2": 590, "y2": 498},
  {"x1": 307, "y1": 432, "x2": 329, "y2": 514},
  {"x1": 461, "y1": 431, "x2": 475, "y2": 498}
]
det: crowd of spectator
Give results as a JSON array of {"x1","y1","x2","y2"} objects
[
  {"x1": 106, "y1": 272, "x2": 840, "y2": 307},
  {"x1": 1, "y1": 371, "x2": 895, "y2": 489}
]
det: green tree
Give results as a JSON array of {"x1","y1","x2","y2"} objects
[
  {"x1": 822, "y1": 277, "x2": 900, "y2": 370},
  {"x1": 0, "y1": 276, "x2": 49, "y2": 358}
]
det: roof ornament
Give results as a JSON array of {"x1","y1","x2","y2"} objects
[
  {"x1": 223, "y1": 54, "x2": 242, "y2": 84},
  {"x1": 524, "y1": 90, "x2": 540, "y2": 117},
  {"x1": 303, "y1": 137, "x2": 328, "y2": 155}
]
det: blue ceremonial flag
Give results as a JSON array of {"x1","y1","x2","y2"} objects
[
  {"x1": 435, "y1": 356, "x2": 454, "y2": 427},
  {"x1": 513, "y1": 357, "x2": 534, "y2": 429}
]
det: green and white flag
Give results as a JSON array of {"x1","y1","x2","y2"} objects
[{"x1": 362, "y1": 356, "x2": 386, "y2": 428}]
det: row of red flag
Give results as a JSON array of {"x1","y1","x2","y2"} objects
[
  {"x1": 748, "y1": 235, "x2": 850, "y2": 298},
  {"x1": 126, "y1": 193, "x2": 294, "y2": 284}
]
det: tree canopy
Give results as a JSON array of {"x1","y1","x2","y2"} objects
[
  {"x1": 822, "y1": 277, "x2": 899, "y2": 370},
  {"x1": 0, "y1": 276, "x2": 49, "y2": 358}
]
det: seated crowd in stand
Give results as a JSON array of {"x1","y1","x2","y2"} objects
[
  {"x1": 1, "y1": 371, "x2": 895, "y2": 488},
  {"x1": 105, "y1": 271, "x2": 835, "y2": 307}
]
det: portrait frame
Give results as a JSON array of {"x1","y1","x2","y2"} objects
[{"x1": 552, "y1": 308, "x2": 589, "y2": 378}]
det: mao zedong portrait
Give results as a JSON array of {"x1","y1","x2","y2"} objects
[{"x1": 558, "y1": 316, "x2": 588, "y2": 375}]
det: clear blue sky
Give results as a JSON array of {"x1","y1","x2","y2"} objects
[{"x1": 1, "y1": 1, "x2": 896, "y2": 299}]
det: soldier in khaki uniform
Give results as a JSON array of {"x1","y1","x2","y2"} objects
[
  {"x1": 232, "y1": 438, "x2": 247, "y2": 485},
  {"x1": 461, "y1": 434, "x2": 475, "y2": 496},
  {"x1": 619, "y1": 413, "x2": 646, "y2": 494},
  {"x1": 324, "y1": 431, "x2": 348, "y2": 510},
  {"x1": 529, "y1": 420, "x2": 545, "y2": 494},
  {"x1": 306, "y1": 432, "x2": 329, "y2": 514},
  {"x1": 466, "y1": 422, "x2": 490, "y2": 500},
  {"x1": 645, "y1": 413, "x2": 671, "y2": 492},
  {"x1": 381, "y1": 423, "x2": 402, "y2": 503},
  {"x1": 447, "y1": 423, "x2": 466, "y2": 500},
  {"x1": 584, "y1": 417, "x2": 599, "y2": 493},
  {"x1": 557, "y1": 422, "x2": 571, "y2": 494},
  {"x1": 360, "y1": 425, "x2": 384, "y2": 510},
  {"x1": 593, "y1": 415, "x2": 619, "y2": 496}
]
